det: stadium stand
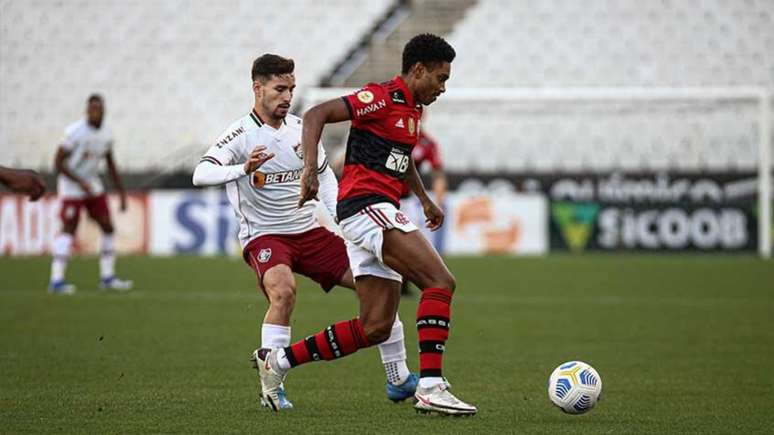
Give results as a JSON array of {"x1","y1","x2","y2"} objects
[
  {"x1": 0, "y1": 0, "x2": 392, "y2": 171},
  {"x1": 1, "y1": 0, "x2": 772, "y2": 174},
  {"x1": 447, "y1": 0, "x2": 774, "y2": 87},
  {"x1": 422, "y1": 0, "x2": 774, "y2": 172}
]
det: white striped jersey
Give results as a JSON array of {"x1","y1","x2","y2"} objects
[
  {"x1": 57, "y1": 119, "x2": 113, "y2": 199},
  {"x1": 200, "y1": 109, "x2": 329, "y2": 248}
]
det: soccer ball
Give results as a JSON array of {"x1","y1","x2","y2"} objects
[{"x1": 547, "y1": 361, "x2": 602, "y2": 414}]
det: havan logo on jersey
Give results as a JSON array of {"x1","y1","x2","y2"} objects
[
  {"x1": 356, "y1": 99, "x2": 387, "y2": 118},
  {"x1": 251, "y1": 168, "x2": 303, "y2": 188}
]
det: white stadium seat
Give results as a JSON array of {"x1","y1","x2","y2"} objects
[
  {"x1": 420, "y1": 0, "x2": 774, "y2": 172},
  {"x1": 0, "y1": 0, "x2": 391, "y2": 170}
]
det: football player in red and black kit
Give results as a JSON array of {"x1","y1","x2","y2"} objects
[{"x1": 255, "y1": 34, "x2": 476, "y2": 416}]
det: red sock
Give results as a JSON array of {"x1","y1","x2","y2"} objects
[
  {"x1": 283, "y1": 318, "x2": 371, "y2": 367},
  {"x1": 417, "y1": 287, "x2": 453, "y2": 378}
]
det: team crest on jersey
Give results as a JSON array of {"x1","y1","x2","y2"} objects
[
  {"x1": 293, "y1": 143, "x2": 304, "y2": 160},
  {"x1": 395, "y1": 211, "x2": 410, "y2": 226},
  {"x1": 258, "y1": 248, "x2": 272, "y2": 263},
  {"x1": 408, "y1": 117, "x2": 416, "y2": 135},
  {"x1": 357, "y1": 90, "x2": 374, "y2": 104}
]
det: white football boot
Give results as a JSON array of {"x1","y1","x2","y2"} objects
[
  {"x1": 250, "y1": 348, "x2": 286, "y2": 411},
  {"x1": 414, "y1": 379, "x2": 477, "y2": 416},
  {"x1": 48, "y1": 280, "x2": 76, "y2": 295},
  {"x1": 99, "y1": 276, "x2": 133, "y2": 291}
]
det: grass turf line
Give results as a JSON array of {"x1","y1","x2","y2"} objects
[{"x1": 1, "y1": 255, "x2": 773, "y2": 434}]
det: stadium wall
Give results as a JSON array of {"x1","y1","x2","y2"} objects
[
  {"x1": 0, "y1": 191, "x2": 548, "y2": 257},
  {"x1": 2, "y1": 175, "x2": 771, "y2": 256}
]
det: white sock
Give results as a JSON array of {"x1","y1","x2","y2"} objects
[
  {"x1": 50, "y1": 233, "x2": 73, "y2": 282},
  {"x1": 261, "y1": 323, "x2": 291, "y2": 349},
  {"x1": 419, "y1": 377, "x2": 445, "y2": 389},
  {"x1": 99, "y1": 233, "x2": 115, "y2": 280},
  {"x1": 378, "y1": 314, "x2": 411, "y2": 385},
  {"x1": 274, "y1": 347, "x2": 292, "y2": 372}
]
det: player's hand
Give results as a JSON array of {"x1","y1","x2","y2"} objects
[
  {"x1": 422, "y1": 199, "x2": 445, "y2": 231},
  {"x1": 119, "y1": 192, "x2": 128, "y2": 212},
  {"x1": 243, "y1": 146, "x2": 275, "y2": 174},
  {"x1": 298, "y1": 167, "x2": 319, "y2": 207},
  {"x1": 78, "y1": 180, "x2": 94, "y2": 198},
  {"x1": 4, "y1": 168, "x2": 46, "y2": 201}
]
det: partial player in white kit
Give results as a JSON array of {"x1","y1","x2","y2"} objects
[
  {"x1": 192, "y1": 54, "x2": 417, "y2": 410},
  {"x1": 49, "y1": 94, "x2": 132, "y2": 294}
]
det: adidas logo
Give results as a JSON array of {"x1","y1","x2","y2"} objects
[{"x1": 394, "y1": 118, "x2": 405, "y2": 129}]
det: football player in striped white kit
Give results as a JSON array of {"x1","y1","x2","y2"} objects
[
  {"x1": 192, "y1": 54, "x2": 417, "y2": 410},
  {"x1": 49, "y1": 94, "x2": 133, "y2": 294}
]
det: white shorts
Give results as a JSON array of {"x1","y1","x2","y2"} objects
[{"x1": 339, "y1": 202, "x2": 418, "y2": 282}]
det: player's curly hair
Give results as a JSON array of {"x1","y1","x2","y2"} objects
[
  {"x1": 252, "y1": 54, "x2": 295, "y2": 82},
  {"x1": 401, "y1": 33, "x2": 456, "y2": 74}
]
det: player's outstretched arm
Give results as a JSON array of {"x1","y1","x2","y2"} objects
[
  {"x1": 54, "y1": 146, "x2": 93, "y2": 197},
  {"x1": 0, "y1": 166, "x2": 46, "y2": 200},
  {"x1": 406, "y1": 156, "x2": 444, "y2": 231},
  {"x1": 105, "y1": 151, "x2": 128, "y2": 211},
  {"x1": 298, "y1": 98, "x2": 351, "y2": 207},
  {"x1": 192, "y1": 146, "x2": 274, "y2": 187}
]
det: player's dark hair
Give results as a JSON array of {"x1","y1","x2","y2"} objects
[
  {"x1": 87, "y1": 94, "x2": 103, "y2": 104},
  {"x1": 252, "y1": 54, "x2": 295, "y2": 82},
  {"x1": 401, "y1": 33, "x2": 456, "y2": 74}
]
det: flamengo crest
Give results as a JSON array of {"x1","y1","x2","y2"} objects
[{"x1": 395, "y1": 211, "x2": 410, "y2": 225}]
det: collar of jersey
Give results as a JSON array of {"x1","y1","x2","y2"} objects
[
  {"x1": 250, "y1": 109, "x2": 287, "y2": 130},
  {"x1": 393, "y1": 75, "x2": 416, "y2": 107}
]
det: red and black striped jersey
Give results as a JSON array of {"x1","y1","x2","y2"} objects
[
  {"x1": 413, "y1": 131, "x2": 442, "y2": 170},
  {"x1": 337, "y1": 75, "x2": 422, "y2": 220}
]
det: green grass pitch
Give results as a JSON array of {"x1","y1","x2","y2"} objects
[{"x1": 1, "y1": 255, "x2": 773, "y2": 433}]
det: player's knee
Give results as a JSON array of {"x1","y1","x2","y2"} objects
[
  {"x1": 429, "y1": 271, "x2": 456, "y2": 292},
  {"x1": 267, "y1": 284, "x2": 295, "y2": 309},
  {"x1": 362, "y1": 318, "x2": 392, "y2": 345}
]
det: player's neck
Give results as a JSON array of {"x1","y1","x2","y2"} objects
[
  {"x1": 88, "y1": 120, "x2": 102, "y2": 129},
  {"x1": 253, "y1": 105, "x2": 282, "y2": 129},
  {"x1": 399, "y1": 74, "x2": 420, "y2": 106}
]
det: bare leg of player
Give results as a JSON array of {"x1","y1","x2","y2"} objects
[
  {"x1": 262, "y1": 264, "x2": 297, "y2": 326},
  {"x1": 258, "y1": 264, "x2": 297, "y2": 409},
  {"x1": 381, "y1": 229, "x2": 477, "y2": 415},
  {"x1": 255, "y1": 276, "x2": 400, "y2": 411},
  {"x1": 339, "y1": 270, "x2": 418, "y2": 399},
  {"x1": 253, "y1": 266, "x2": 415, "y2": 409}
]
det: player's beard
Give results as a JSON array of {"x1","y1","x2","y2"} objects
[{"x1": 272, "y1": 104, "x2": 289, "y2": 121}]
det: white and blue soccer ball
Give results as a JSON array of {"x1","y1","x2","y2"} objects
[{"x1": 547, "y1": 361, "x2": 602, "y2": 414}]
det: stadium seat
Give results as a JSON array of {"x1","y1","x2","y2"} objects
[
  {"x1": 422, "y1": 0, "x2": 774, "y2": 172},
  {"x1": 0, "y1": 0, "x2": 391, "y2": 170}
]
